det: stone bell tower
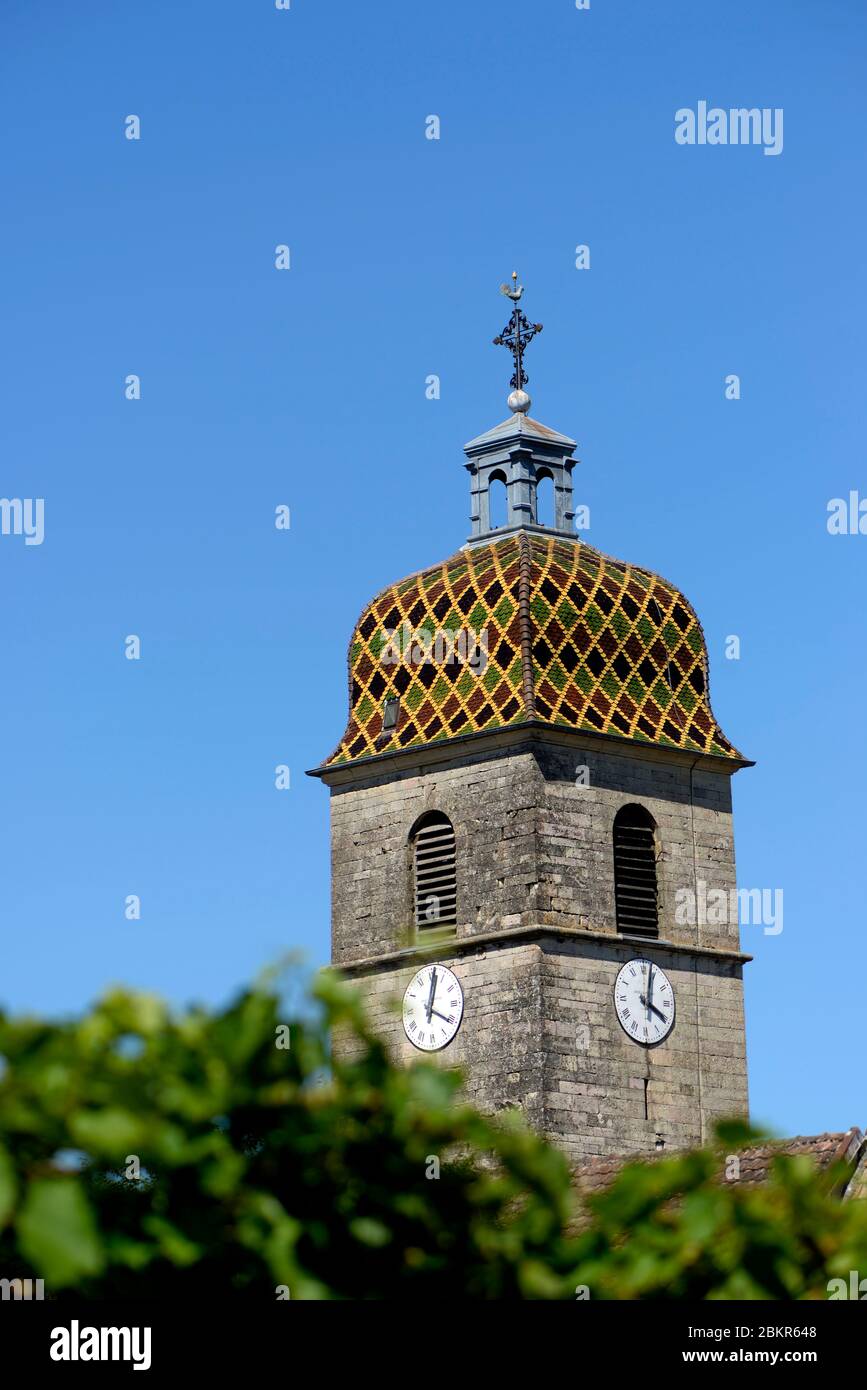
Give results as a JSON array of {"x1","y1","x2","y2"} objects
[{"x1": 309, "y1": 277, "x2": 752, "y2": 1162}]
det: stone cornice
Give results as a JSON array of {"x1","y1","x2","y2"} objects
[
  {"x1": 308, "y1": 719, "x2": 754, "y2": 786},
  {"x1": 334, "y1": 923, "x2": 752, "y2": 975}
]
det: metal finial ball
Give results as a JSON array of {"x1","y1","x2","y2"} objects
[{"x1": 508, "y1": 389, "x2": 531, "y2": 414}]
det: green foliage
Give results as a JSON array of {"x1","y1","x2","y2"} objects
[
  {"x1": 0, "y1": 972, "x2": 865, "y2": 1299},
  {"x1": 571, "y1": 1129, "x2": 867, "y2": 1300}
]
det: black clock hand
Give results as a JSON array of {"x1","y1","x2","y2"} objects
[
  {"x1": 646, "y1": 963, "x2": 654, "y2": 1015},
  {"x1": 640, "y1": 994, "x2": 667, "y2": 1024},
  {"x1": 425, "y1": 969, "x2": 437, "y2": 1023},
  {"x1": 639, "y1": 1000, "x2": 666, "y2": 1023},
  {"x1": 430, "y1": 1007, "x2": 451, "y2": 1023}
]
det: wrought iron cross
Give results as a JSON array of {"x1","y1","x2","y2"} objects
[{"x1": 493, "y1": 272, "x2": 543, "y2": 391}]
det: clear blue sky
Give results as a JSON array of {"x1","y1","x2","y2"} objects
[{"x1": 1, "y1": 1, "x2": 864, "y2": 1141}]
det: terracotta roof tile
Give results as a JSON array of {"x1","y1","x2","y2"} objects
[{"x1": 571, "y1": 1128, "x2": 866, "y2": 1200}]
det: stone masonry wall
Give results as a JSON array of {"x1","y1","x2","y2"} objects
[
  {"x1": 327, "y1": 733, "x2": 749, "y2": 1158},
  {"x1": 341, "y1": 935, "x2": 748, "y2": 1160},
  {"x1": 329, "y1": 743, "x2": 542, "y2": 965},
  {"x1": 539, "y1": 936, "x2": 748, "y2": 1159},
  {"x1": 338, "y1": 940, "x2": 546, "y2": 1131},
  {"x1": 330, "y1": 736, "x2": 740, "y2": 962},
  {"x1": 533, "y1": 742, "x2": 740, "y2": 953}
]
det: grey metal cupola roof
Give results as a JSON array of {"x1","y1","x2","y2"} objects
[{"x1": 464, "y1": 276, "x2": 580, "y2": 546}]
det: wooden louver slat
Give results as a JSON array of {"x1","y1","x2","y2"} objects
[
  {"x1": 414, "y1": 815, "x2": 457, "y2": 930},
  {"x1": 614, "y1": 807, "x2": 659, "y2": 937}
]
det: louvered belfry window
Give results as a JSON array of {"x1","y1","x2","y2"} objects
[
  {"x1": 412, "y1": 813, "x2": 457, "y2": 932},
  {"x1": 613, "y1": 804, "x2": 659, "y2": 937}
]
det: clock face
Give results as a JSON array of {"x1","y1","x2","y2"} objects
[
  {"x1": 402, "y1": 964, "x2": 464, "y2": 1051},
  {"x1": 614, "y1": 958, "x2": 675, "y2": 1046}
]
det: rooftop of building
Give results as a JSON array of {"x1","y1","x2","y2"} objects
[
  {"x1": 572, "y1": 1128, "x2": 867, "y2": 1201},
  {"x1": 316, "y1": 276, "x2": 747, "y2": 774}
]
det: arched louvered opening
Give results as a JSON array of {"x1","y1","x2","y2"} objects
[
  {"x1": 488, "y1": 471, "x2": 508, "y2": 530},
  {"x1": 412, "y1": 812, "x2": 457, "y2": 933},
  {"x1": 613, "y1": 804, "x2": 659, "y2": 937},
  {"x1": 536, "y1": 470, "x2": 555, "y2": 528}
]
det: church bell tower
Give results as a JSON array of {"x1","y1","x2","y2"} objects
[{"x1": 309, "y1": 278, "x2": 751, "y2": 1161}]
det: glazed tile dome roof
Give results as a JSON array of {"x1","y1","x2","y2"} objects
[{"x1": 325, "y1": 532, "x2": 742, "y2": 766}]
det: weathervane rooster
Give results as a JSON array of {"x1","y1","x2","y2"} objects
[{"x1": 493, "y1": 272, "x2": 543, "y2": 413}]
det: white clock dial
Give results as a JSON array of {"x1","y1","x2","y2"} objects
[
  {"x1": 402, "y1": 964, "x2": 464, "y2": 1051},
  {"x1": 614, "y1": 958, "x2": 675, "y2": 1046}
]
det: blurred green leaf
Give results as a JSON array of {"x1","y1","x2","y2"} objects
[
  {"x1": 17, "y1": 1178, "x2": 104, "y2": 1286},
  {"x1": 70, "y1": 1108, "x2": 145, "y2": 1157},
  {"x1": 1, "y1": 969, "x2": 865, "y2": 1299},
  {"x1": 0, "y1": 1143, "x2": 16, "y2": 1225}
]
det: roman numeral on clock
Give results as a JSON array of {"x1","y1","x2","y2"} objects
[{"x1": 403, "y1": 966, "x2": 464, "y2": 1052}]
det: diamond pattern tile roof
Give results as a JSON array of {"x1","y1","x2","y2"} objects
[{"x1": 324, "y1": 532, "x2": 743, "y2": 766}]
